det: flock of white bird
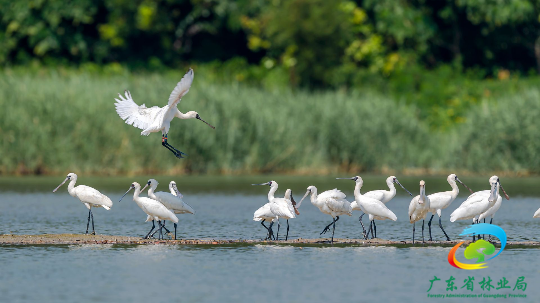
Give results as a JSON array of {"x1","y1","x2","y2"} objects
[
  {"x1": 47, "y1": 68, "x2": 538, "y2": 243},
  {"x1": 53, "y1": 174, "x2": 194, "y2": 239},
  {"x1": 252, "y1": 174, "x2": 521, "y2": 244}
]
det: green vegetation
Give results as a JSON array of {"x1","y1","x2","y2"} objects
[{"x1": 0, "y1": 68, "x2": 538, "y2": 176}]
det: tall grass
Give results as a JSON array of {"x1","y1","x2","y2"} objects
[{"x1": 0, "y1": 68, "x2": 538, "y2": 175}]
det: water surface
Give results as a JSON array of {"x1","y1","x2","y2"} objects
[{"x1": 1, "y1": 176, "x2": 539, "y2": 302}]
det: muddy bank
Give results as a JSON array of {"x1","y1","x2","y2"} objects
[{"x1": 1, "y1": 234, "x2": 539, "y2": 248}]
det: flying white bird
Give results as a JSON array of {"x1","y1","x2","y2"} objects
[
  {"x1": 450, "y1": 176, "x2": 509, "y2": 241},
  {"x1": 252, "y1": 181, "x2": 298, "y2": 240},
  {"x1": 426, "y1": 174, "x2": 474, "y2": 241},
  {"x1": 357, "y1": 176, "x2": 412, "y2": 231},
  {"x1": 144, "y1": 179, "x2": 194, "y2": 239},
  {"x1": 297, "y1": 185, "x2": 352, "y2": 244},
  {"x1": 337, "y1": 176, "x2": 397, "y2": 240},
  {"x1": 409, "y1": 180, "x2": 431, "y2": 244},
  {"x1": 119, "y1": 182, "x2": 178, "y2": 240},
  {"x1": 53, "y1": 173, "x2": 113, "y2": 235},
  {"x1": 114, "y1": 68, "x2": 215, "y2": 158}
]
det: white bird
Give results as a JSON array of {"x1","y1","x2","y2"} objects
[
  {"x1": 53, "y1": 173, "x2": 113, "y2": 235},
  {"x1": 450, "y1": 176, "x2": 509, "y2": 241},
  {"x1": 252, "y1": 181, "x2": 298, "y2": 240},
  {"x1": 426, "y1": 174, "x2": 474, "y2": 241},
  {"x1": 297, "y1": 185, "x2": 352, "y2": 243},
  {"x1": 337, "y1": 176, "x2": 397, "y2": 240},
  {"x1": 253, "y1": 200, "x2": 277, "y2": 240},
  {"x1": 357, "y1": 175, "x2": 412, "y2": 230},
  {"x1": 119, "y1": 182, "x2": 179, "y2": 240},
  {"x1": 363, "y1": 176, "x2": 413, "y2": 203},
  {"x1": 534, "y1": 208, "x2": 540, "y2": 218},
  {"x1": 114, "y1": 68, "x2": 215, "y2": 158},
  {"x1": 409, "y1": 180, "x2": 431, "y2": 244},
  {"x1": 144, "y1": 179, "x2": 194, "y2": 239}
]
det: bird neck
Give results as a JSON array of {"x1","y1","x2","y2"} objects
[
  {"x1": 175, "y1": 109, "x2": 193, "y2": 120},
  {"x1": 387, "y1": 181, "x2": 396, "y2": 196},
  {"x1": 449, "y1": 180, "x2": 459, "y2": 197},
  {"x1": 268, "y1": 185, "x2": 278, "y2": 202},
  {"x1": 309, "y1": 188, "x2": 318, "y2": 202},
  {"x1": 354, "y1": 182, "x2": 363, "y2": 200},
  {"x1": 419, "y1": 187, "x2": 427, "y2": 204},
  {"x1": 67, "y1": 179, "x2": 77, "y2": 197},
  {"x1": 133, "y1": 186, "x2": 141, "y2": 200}
]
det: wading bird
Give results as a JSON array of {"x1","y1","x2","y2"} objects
[
  {"x1": 119, "y1": 182, "x2": 178, "y2": 240},
  {"x1": 450, "y1": 176, "x2": 509, "y2": 241},
  {"x1": 114, "y1": 68, "x2": 215, "y2": 159},
  {"x1": 534, "y1": 208, "x2": 540, "y2": 218},
  {"x1": 409, "y1": 180, "x2": 431, "y2": 244},
  {"x1": 297, "y1": 185, "x2": 352, "y2": 244},
  {"x1": 145, "y1": 179, "x2": 195, "y2": 237},
  {"x1": 337, "y1": 176, "x2": 397, "y2": 240},
  {"x1": 355, "y1": 176, "x2": 412, "y2": 237},
  {"x1": 253, "y1": 199, "x2": 277, "y2": 240},
  {"x1": 252, "y1": 181, "x2": 297, "y2": 240},
  {"x1": 53, "y1": 173, "x2": 113, "y2": 235},
  {"x1": 426, "y1": 174, "x2": 474, "y2": 241}
]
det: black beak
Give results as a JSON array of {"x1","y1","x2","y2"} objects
[{"x1": 196, "y1": 114, "x2": 215, "y2": 129}]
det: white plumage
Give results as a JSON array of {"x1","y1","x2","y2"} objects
[
  {"x1": 252, "y1": 181, "x2": 297, "y2": 240},
  {"x1": 425, "y1": 174, "x2": 473, "y2": 241},
  {"x1": 408, "y1": 180, "x2": 431, "y2": 243},
  {"x1": 363, "y1": 176, "x2": 412, "y2": 203},
  {"x1": 53, "y1": 173, "x2": 113, "y2": 235},
  {"x1": 297, "y1": 185, "x2": 352, "y2": 243},
  {"x1": 119, "y1": 182, "x2": 178, "y2": 240},
  {"x1": 534, "y1": 207, "x2": 540, "y2": 218},
  {"x1": 114, "y1": 68, "x2": 214, "y2": 158},
  {"x1": 146, "y1": 179, "x2": 195, "y2": 215},
  {"x1": 450, "y1": 175, "x2": 509, "y2": 223},
  {"x1": 339, "y1": 176, "x2": 397, "y2": 240}
]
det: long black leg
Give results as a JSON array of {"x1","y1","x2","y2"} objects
[
  {"x1": 161, "y1": 221, "x2": 171, "y2": 234},
  {"x1": 90, "y1": 209, "x2": 95, "y2": 235},
  {"x1": 144, "y1": 220, "x2": 156, "y2": 239},
  {"x1": 150, "y1": 220, "x2": 164, "y2": 239},
  {"x1": 276, "y1": 220, "x2": 280, "y2": 241},
  {"x1": 261, "y1": 220, "x2": 271, "y2": 239},
  {"x1": 370, "y1": 220, "x2": 375, "y2": 239},
  {"x1": 373, "y1": 220, "x2": 377, "y2": 239},
  {"x1": 364, "y1": 221, "x2": 372, "y2": 240},
  {"x1": 286, "y1": 220, "x2": 290, "y2": 241},
  {"x1": 472, "y1": 219, "x2": 476, "y2": 242},
  {"x1": 421, "y1": 219, "x2": 425, "y2": 244},
  {"x1": 85, "y1": 208, "x2": 91, "y2": 234},
  {"x1": 159, "y1": 220, "x2": 163, "y2": 240},
  {"x1": 331, "y1": 217, "x2": 337, "y2": 244},
  {"x1": 427, "y1": 214, "x2": 434, "y2": 241},
  {"x1": 413, "y1": 222, "x2": 416, "y2": 244},
  {"x1": 173, "y1": 223, "x2": 177, "y2": 240},
  {"x1": 321, "y1": 220, "x2": 334, "y2": 235},
  {"x1": 162, "y1": 134, "x2": 186, "y2": 158},
  {"x1": 359, "y1": 215, "x2": 367, "y2": 238},
  {"x1": 439, "y1": 216, "x2": 450, "y2": 241},
  {"x1": 268, "y1": 221, "x2": 275, "y2": 240}
]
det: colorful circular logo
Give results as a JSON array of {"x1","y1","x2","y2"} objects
[{"x1": 448, "y1": 223, "x2": 507, "y2": 270}]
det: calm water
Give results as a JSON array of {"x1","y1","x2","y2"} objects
[{"x1": 1, "y1": 176, "x2": 539, "y2": 302}]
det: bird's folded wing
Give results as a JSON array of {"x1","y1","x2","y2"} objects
[
  {"x1": 76, "y1": 186, "x2": 112, "y2": 207},
  {"x1": 114, "y1": 90, "x2": 161, "y2": 130},
  {"x1": 168, "y1": 68, "x2": 194, "y2": 107}
]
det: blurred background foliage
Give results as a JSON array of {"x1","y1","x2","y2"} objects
[{"x1": 0, "y1": 0, "x2": 539, "y2": 175}]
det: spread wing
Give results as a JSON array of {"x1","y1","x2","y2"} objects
[
  {"x1": 115, "y1": 90, "x2": 162, "y2": 130},
  {"x1": 168, "y1": 68, "x2": 194, "y2": 108}
]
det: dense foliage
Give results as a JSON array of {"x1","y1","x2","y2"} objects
[{"x1": 0, "y1": 68, "x2": 538, "y2": 176}]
